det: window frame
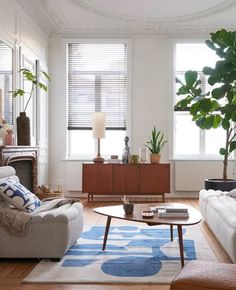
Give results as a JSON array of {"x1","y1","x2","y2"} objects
[
  {"x1": 170, "y1": 39, "x2": 235, "y2": 161},
  {"x1": 62, "y1": 38, "x2": 132, "y2": 161}
]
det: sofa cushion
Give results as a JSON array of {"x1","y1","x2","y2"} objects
[
  {"x1": 226, "y1": 188, "x2": 236, "y2": 198},
  {"x1": 0, "y1": 181, "x2": 42, "y2": 212},
  {"x1": 0, "y1": 176, "x2": 19, "y2": 202}
]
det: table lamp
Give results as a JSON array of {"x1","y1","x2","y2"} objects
[{"x1": 92, "y1": 112, "x2": 105, "y2": 163}]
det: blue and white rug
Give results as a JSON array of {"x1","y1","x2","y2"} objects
[{"x1": 24, "y1": 224, "x2": 217, "y2": 284}]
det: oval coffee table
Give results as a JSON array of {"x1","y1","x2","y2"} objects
[{"x1": 93, "y1": 203, "x2": 202, "y2": 267}]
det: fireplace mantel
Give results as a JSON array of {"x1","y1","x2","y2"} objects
[{"x1": 0, "y1": 146, "x2": 38, "y2": 192}]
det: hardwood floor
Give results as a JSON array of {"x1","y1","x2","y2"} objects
[{"x1": 0, "y1": 197, "x2": 231, "y2": 290}]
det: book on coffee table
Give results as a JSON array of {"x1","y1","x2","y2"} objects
[
  {"x1": 150, "y1": 206, "x2": 188, "y2": 213},
  {"x1": 158, "y1": 209, "x2": 189, "y2": 218}
]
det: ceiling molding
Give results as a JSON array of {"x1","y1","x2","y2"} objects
[
  {"x1": 37, "y1": 0, "x2": 68, "y2": 30},
  {"x1": 72, "y1": 0, "x2": 236, "y2": 24},
  {"x1": 53, "y1": 25, "x2": 232, "y2": 37}
]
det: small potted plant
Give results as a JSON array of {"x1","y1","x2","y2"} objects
[
  {"x1": 13, "y1": 68, "x2": 50, "y2": 145},
  {"x1": 145, "y1": 126, "x2": 167, "y2": 164}
]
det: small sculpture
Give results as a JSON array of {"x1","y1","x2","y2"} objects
[{"x1": 122, "y1": 136, "x2": 130, "y2": 163}]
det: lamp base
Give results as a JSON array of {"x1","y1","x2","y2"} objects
[{"x1": 93, "y1": 156, "x2": 104, "y2": 163}]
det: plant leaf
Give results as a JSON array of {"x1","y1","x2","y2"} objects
[
  {"x1": 185, "y1": 70, "x2": 198, "y2": 88},
  {"x1": 219, "y1": 148, "x2": 227, "y2": 155}
]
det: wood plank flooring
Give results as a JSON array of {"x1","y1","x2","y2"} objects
[{"x1": 0, "y1": 197, "x2": 232, "y2": 290}]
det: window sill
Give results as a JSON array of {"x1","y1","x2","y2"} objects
[{"x1": 172, "y1": 156, "x2": 235, "y2": 161}]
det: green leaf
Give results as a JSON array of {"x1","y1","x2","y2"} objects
[
  {"x1": 204, "y1": 115, "x2": 214, "y2": 129},
  {"x1": 190, "y1": 102, "x2": 200, "y2": 115},
  {"x1": 231, "y1": 110, "x2": 236, "y2": 122},
  {"x1": 208, "y1": 76, "x2": 218, "y2": 86},
  {"x1": 177, "y1": 86, "x2": 190, "y2": 95},
  {"x1": 205, "y1": 40, "x2": 216, "y2": 51},
  {"x1": 185, "y1": 70, "x2": 198, "y2": 88},
  {"x1": 212, "y1": 87, "x2": 226, "y2": 99},
  {"x1": 229, "y1": 141, "x2": 236, "y2": 153},
  {"x1": 42, "y1": 71, "x2": 51, "y2": 81},
  {"x1": 193, "y1": 79, "x2": 201, "y2": 88},
  {"x1": 222, "y1": 118, "x2": 230, "y2": 130},
  {"x1": 12, "y1": 89, "x2": 25, "y2": 97},
  {"x1": 199, "y1": 99, "x2": 212, "y2": 113},
  {"x1": 203, "y1": 66, "x2": 214, "y2": 75},
  {"x1": 210, "y1": 100, "x2": 220, "y2": 112},
  {"x1": 196, "y1": 117, "x2": 205, "y2": 129},
  {"x1": 213, "y1": 115, "x2": 222, "y2": 128},
  {"x1": 219, "y1": 148, "x2": 227, "y2": 155}
]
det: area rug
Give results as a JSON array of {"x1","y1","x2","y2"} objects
[{"x1": 24, "y1": 224, "x2": 217, "y2": 284}]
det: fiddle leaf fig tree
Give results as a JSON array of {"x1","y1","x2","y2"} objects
[{"x1": 175, "y1": 29, "x2": 236, "y2": 180}]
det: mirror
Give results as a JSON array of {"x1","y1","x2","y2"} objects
[{"x1": 0, "y1": 40, "x2": 13, "y2": 125}]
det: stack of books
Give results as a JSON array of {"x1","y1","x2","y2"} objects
[{"x1": 158, "y1": 207, "x2": 189, "y2": 218}]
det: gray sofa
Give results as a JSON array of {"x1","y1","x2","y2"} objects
[{"x1": 0, "y1": 166, "x2": 83, "y2": 259}]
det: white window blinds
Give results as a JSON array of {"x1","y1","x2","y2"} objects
[
  {"x1": 0, "y1": 42, "x2": 12, "y2": 125},
  {"x1": 67, "y1": 43, "x2": 127, "y2": 130}
]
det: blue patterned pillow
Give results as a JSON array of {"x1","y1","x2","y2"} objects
[{"x1": 0, "y1": 181, "x2": 42, "y2": 212}]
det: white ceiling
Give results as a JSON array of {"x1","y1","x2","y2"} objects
[{"x1": 17, "y1": 0, "x2": 236, "y2": 35}]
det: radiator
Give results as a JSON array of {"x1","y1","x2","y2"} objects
[{"x1": 174, "y1": 161, "x2": 235, "y2": 191}]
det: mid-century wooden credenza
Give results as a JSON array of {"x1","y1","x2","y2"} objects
[{"x1": 82, "y1": 163, "x2": 170, "y2": 202}]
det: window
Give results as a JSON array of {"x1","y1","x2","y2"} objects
[
  {"x1": 173, "y1": 43, "x2": 226, "y2": 158},
  {"x1": 0, "y1": 41, "x2": 13, "y2": 125},
  {"x1": 67, "y1": 42, "x2": 128, "y2": 159}
]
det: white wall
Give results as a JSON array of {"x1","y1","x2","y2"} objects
[
  {"x1": 0, "y1": 0, "x2": 49, "y2": 185},
  {"x1": 49, "y1": 34, "x2": 236, "y2": 197}
]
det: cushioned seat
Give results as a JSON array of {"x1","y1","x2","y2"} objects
[
  {"x1": 199, "y1": 189, "x2": 236, "y2": 262},
  {"x1": 0, "y1": 166, "x2": 84, "y2": 259},
  {"x1": 170, "y1": 260, "x2": 236, "y2": 290}
]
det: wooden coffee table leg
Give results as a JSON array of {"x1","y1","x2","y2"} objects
[
  {"x1": 177, "y1": 225, "x2": 184, "y2": 267},
  {"x1": 170, "y1": 225, "x2": 173, "y2": 241},
  {"x1": 102, "y1": 216, "x2": 112, "y2": 251}
]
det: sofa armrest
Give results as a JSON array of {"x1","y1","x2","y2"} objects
[{"x1": 32, "y1": 202, "x2": 83, "y2": 224}]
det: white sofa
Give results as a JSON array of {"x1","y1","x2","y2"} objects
[
  {"x1": 199, "y1": 189, "x2": 236, "y2": 263},
  {"x1": 0, "y1": 166, "x2": 84, "y2": 259}
]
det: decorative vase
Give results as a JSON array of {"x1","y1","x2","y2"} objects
[
  {"x1": 5, "y1": 129, "x2": 14, "y2": 145},
  {"x1": 16, "y1": 112, "x2": 30, "y2": 145},
  {"x1": 150, "y1": 154, "x2": 160, "y2": 164}
]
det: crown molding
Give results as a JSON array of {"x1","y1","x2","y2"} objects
[
  {"x1": 53, "y1": 25, "x2": 234, "y2": 38},
  {"x1": 72, "y1": 0, "x2": 236, "y2": 24},
  {"x1": 37, "y1": 0, "x2": 68, "y2": 30},
  {"x1": 32, "y1": 0, "x2": 236, "y2": 35}
]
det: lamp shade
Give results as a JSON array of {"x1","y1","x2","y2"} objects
[{"x1": 92, "y1": 112, "x2": 105, "y2": 139}]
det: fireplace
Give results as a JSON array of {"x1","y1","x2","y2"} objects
[{"x1": 0, "y1": 146, "x2": 38, "y2": 192}]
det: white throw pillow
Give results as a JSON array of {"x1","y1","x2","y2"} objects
[
  {"x1": 225, "y1": 188, "x2": 236, "y2": 198},
  {"x1": 0, "y1": 181, "x2": 42, "y2": 212}
]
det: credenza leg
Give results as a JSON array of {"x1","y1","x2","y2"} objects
[
  {"x1": 102, "y1": 216, "x2": 112, "y2": 251},
  {"x1": 162, "y1": 194, "x2": 165, "y2": 202}
]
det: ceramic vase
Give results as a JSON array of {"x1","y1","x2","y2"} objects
[{"x1": 16, "y1": 112, "x2": 30, "y2": 145}]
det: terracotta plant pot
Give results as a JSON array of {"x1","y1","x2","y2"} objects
[
  {"x1": 16, "y1": 112, "x2": 30, "y2": 145},
  {"x1": 150, "y1": 154, "x2": 160, "y2": 164}
]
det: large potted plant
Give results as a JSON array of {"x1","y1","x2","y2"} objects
[
  {"x1": 175, "y1": 29, "x2": 236, "y2": 191},
  {"x1": 145, "y1": 126, "x2": 167, "y2": 163},
  {"x1": 13, "y1": 68, "x2": 50, "y2": 145}
]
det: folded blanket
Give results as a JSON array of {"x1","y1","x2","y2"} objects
[
  {"x1": 0, "y1": 198, "x2": 79, "y2": 236},
  {"x1": 0, "y1": 208, "x2": 31, "y2": 236}
]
